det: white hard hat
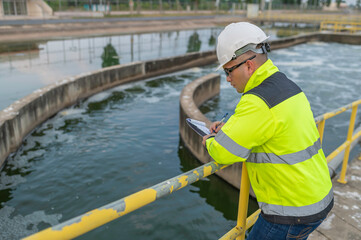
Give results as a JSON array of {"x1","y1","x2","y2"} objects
[{"x1": 216, "y1": 22, "x2": 269, "y2": 70}]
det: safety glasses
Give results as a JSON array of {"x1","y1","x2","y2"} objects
[{"x1": 224, "y1": 55, "x2": 256, "y2": 76}]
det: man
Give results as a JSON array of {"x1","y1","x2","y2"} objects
[{"x1": 202, "y1": 22, "x2": 333, "y2": 239}]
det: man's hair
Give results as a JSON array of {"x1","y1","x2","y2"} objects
[{"x1": 242, "y1": 49, "x2": 268, "y2": 67}]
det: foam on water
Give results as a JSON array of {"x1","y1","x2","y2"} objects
[
  {"x1": 112, "y1": 82, "x2": 140, "y2": 92},
  {"x1": 162, "y1": 85, "x2": 183, "y2": 98},
  {"x1": 285, "y1": 69, "x2": 300, "y2": 80},
  {"x1": 275, "y1": 59, "x2": 324, "y2": 67},
  {"x1": 308, "y1": 41, "x2": 328, "y2": 46},
  {"x1": 79, "y1": 68, "x2": 203, "y2": 107},
  {"x1": 271, "y1": 49, "x2": 302, "y2": 57},
  {"x1": 8, "y1": 149, "x2": 46, "y2": 171},
  {"x1": 327, "y1": 62, "x2": 357, "y2": 72},
  {"x1": 190, "y1": 67, "x2": 203, "y2": 73},
  {"x1": 0, "y1": 206, "x2": 62, "y2": 239},
  {"x1": 167, "y1": 89, "x2": 183, "y2": 98},
  {"x1": 311, "y1": 79, "x2": 347, "y2": 89},
  {"x1": 86, "y1": 91, "x2": 113, "y2": 103},
  {"x1": 45, "y1": 128, "x2": 77, "y2": 144},
  {"x1": 0, "y1": 172, "x2": 26, "y2": 190},
  {"x1": 143, "y1": 96, "x2": 161, "y2": 104},
  {"x1": 59, "y1": 108, "x2": 86, "y2": 117},
  {"x1": 47, "y1": 110, "x2": 83, "y2": 127}
]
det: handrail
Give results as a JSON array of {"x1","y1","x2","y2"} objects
[
  {"x1": 219, "y1": 163, "x2": 260, "y2": 240},
  {"x1": 236, "y1": 163, "x2": 250, "y2": 240},
  {"x1": 23, "y1": 99, "x2": 361, "y2": 239},
  {"x1": 315, "y1": 99, "x2": 361, "y2": 183},
  {"x1": 320, "y1": 21, "x2": 361, "y2": 33},
  {"x1": 219, "y1": 209, "x2": 262, "y2": 240},
  {"x1": 23, "y1": 161, "x2": 228, "y2": 239}
]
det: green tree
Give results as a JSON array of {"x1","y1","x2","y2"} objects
[
  {"x1": 101, "y1": 43, "x2": 120, "y2": 68},
  {"x1": 307, "y1": 0, "x2": 320, "y2": 8},
  {"x1": 208, "y1": 35, "x2": 216, "y2": 46},
  {"x1": 187, "y1": 32, "x2": 202, "y2": 53}
]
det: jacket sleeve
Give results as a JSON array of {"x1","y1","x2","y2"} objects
[{"x1": 206, "y1": 94, "x2": 275, "y2": 164}]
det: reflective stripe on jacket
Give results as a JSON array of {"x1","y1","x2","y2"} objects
[{"x1": 206, "y1": 59, "x2": 333, "y2": 224}]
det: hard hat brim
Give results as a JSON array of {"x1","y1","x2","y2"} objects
[
  {"x1": 215, "y1": 63, "x2": 224, "y2": 71},
  {"x1": 214, "y1": 40, "x2": 269, "y2": 72}
]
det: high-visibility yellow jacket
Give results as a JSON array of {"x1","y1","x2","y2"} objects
[{"x1": 206, "y1": 59, "x2": 333, "y2": 224}]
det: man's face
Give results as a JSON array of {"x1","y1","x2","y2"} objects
[{"x1": 223, "y1": 55, "x2": 253, "y2": 93}]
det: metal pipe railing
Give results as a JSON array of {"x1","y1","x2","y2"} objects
[
  {"x1": 219, "y1": 209, "x2": 261, "y2": 240},
  {"x1": 23, "y1": 161, "x2": 228, "y2": 239},
  {"x1": 236, "y1": 163, "x2": 250, "y2": 240},
  {"x1": 326, "y1": 129, "x2": 361, "y2": 163},
  {"x1": 218, "y1": 163, "x2": 261, "y2": 240},
  {"x1": 338, "y1": 104, "x2": 358, "y2": 183},
  {"x1": 320, "y1": 21, "x2": 361, "y2": 33},
  {"x1": 316, "y1": 99, "x2": 361, "y2": 184},
  {"x1": 315, "y1": 99, "x2": 361, "y2": 124}
]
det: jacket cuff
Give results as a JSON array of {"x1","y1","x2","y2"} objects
[{"x1": 205, "y1": 136, "x2": 215, "y2": 149}]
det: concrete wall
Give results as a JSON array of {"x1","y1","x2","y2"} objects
[
  {"x1": 317, "y1": 32, "x2": 361, "y2": 45},
  {"x1": 271, "y1": 32, "x2": 361, "y2": 49},
  {"x1": 0, "y1": 51, "x2": 216, "y2": 168}
]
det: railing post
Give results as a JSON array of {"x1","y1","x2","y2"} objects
[
  {"x1": 236, "y1": 162, "x2": 250, "y2": 240},
  {"x1": 317, "y1": 119, "x2": 325, "y2": 144},
  {"x1": 338, "y1": 105, "x2": 358, "y2": 184}
]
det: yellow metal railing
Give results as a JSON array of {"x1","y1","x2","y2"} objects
[
  {"x1": 315, "y1": 99, "x2": 361, "y2": 183},
  {"x1": 320, "y1": 21, "x2": 361, "y2": 33},
  {"x1": 23, "y1": 161, "x2": 236, "y2": 240},
  {"x1": 24, "y1": 99, "x2": 361, "y2": 240},
  {"x1": 219, "y1": 163, "x2": 260, "y2": 240}
]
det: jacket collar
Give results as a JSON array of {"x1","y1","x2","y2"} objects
[{"x1": 243, "y1": 59, "x2": 279, "y2": 93}]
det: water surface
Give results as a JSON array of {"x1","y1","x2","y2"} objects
[
  {"x1": 0, "y1": 26, "x2": 296, "y2": 110},
  {"x1": 0, "y1": 28, "x2": 222, "y2": 110}
]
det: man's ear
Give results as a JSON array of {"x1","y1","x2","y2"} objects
[{"x1": 246, "y1": 59, "x2": 256, "y2": 76}]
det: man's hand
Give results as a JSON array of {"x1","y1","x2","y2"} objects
[
  {"x1": 202, "y1": 133, "x2": 216, "y2": 147},
  {"x1": 202, "y1": 121, "x2": 225, "y2": 147},
  {"x1": 209, "y1": 121, "x2": 225, "y2": 133}
]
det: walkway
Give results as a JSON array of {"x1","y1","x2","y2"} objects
[
  {"x1": 0, "y1": 14, "x2": 244, "y2": 43},
  {"x1": 311, "y1": 153, "x2": 361, "y2": 240},
  {"x1": 0, "y1": 14, "x2": 233, "y2": 26}
]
